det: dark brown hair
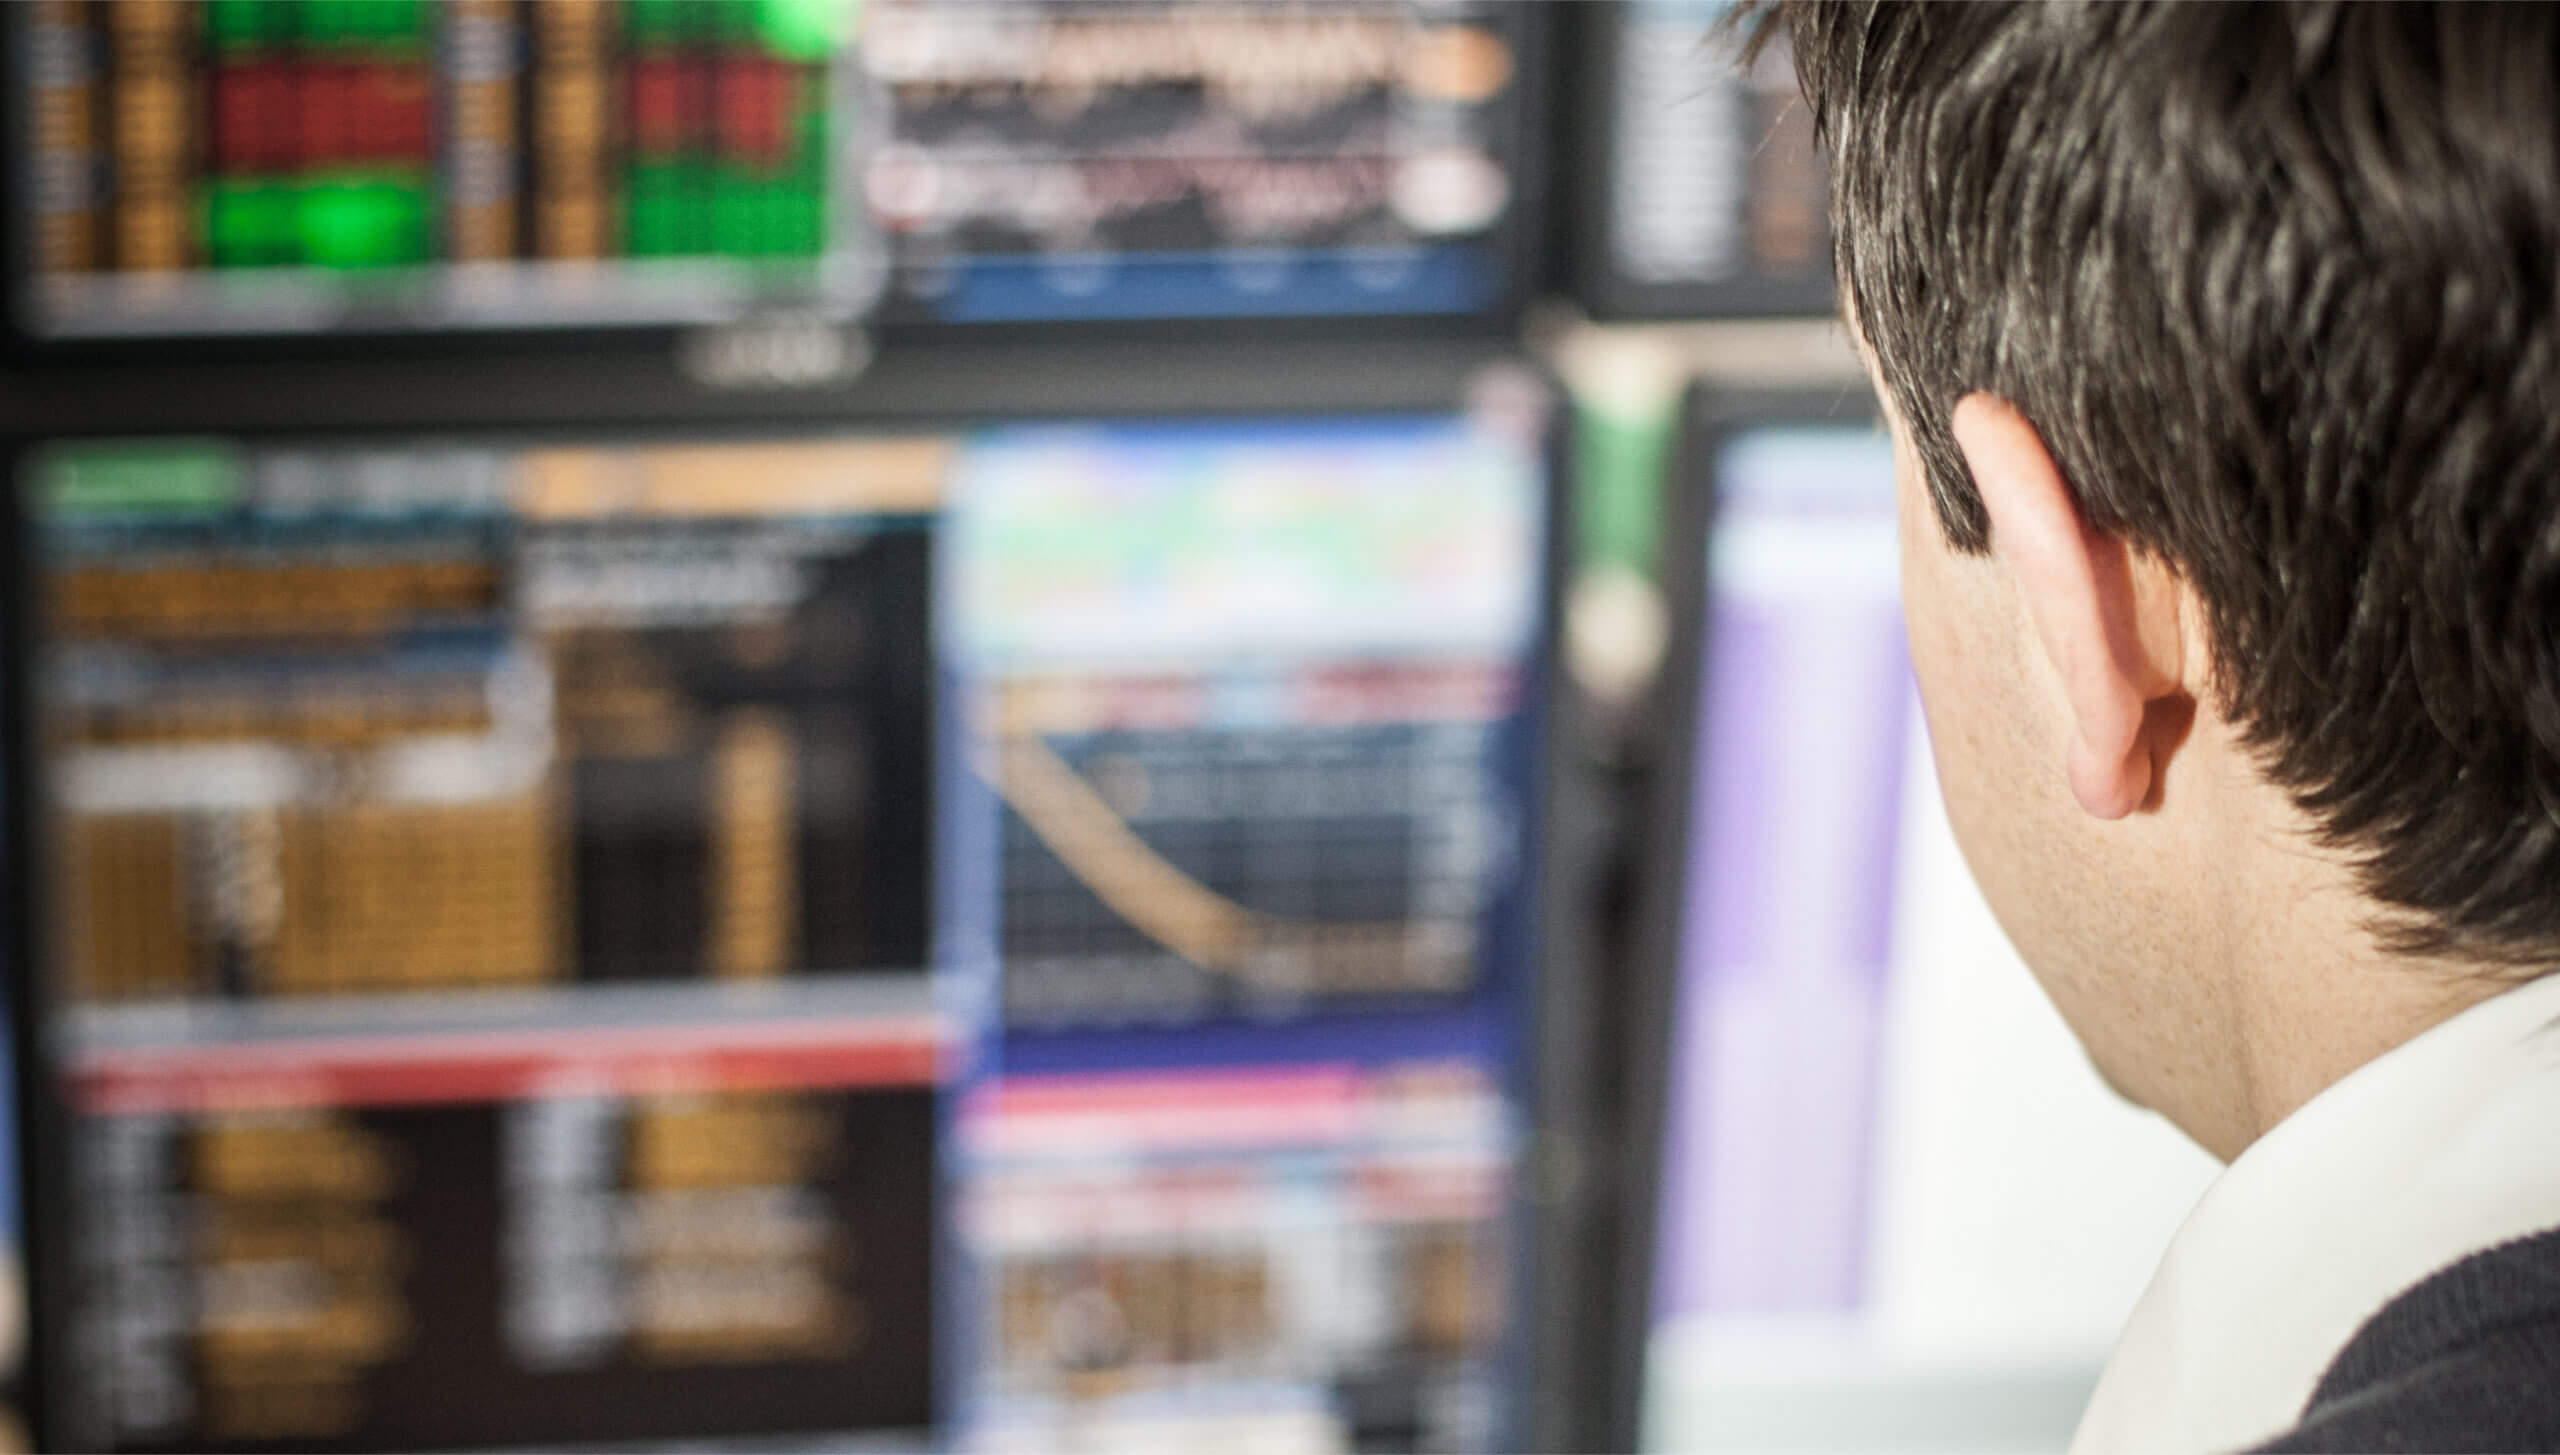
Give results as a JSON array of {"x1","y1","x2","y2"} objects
[{"x1": 1748, "y1": 1, "x2": 2560, "y2": 964}]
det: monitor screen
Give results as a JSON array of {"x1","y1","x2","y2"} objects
[
  {"x1": 29, "y1": 427, "x2": 947, "y2": 1451},
  {"x1": 13, "y1": 0, "x2": 1536, "y2": 339},
  {"x1": 18, "y1": 385, "x2": 1558, "y2": 1453},
  {"x1": 1637, "y1": 413, "x2": 2216, "y2": 1452},
  {"x1": 1575, "y1": 0, "x2": 1832, "y2": 320},
  {"x1": 937, "y1": 404, "x2": 1552, "y2": 1451}
]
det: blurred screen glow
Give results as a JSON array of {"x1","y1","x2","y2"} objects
[
  {"x1": 36, "y1": 430, "x2": 946, "y2": 1450},
  {"x1": 1641, "y1": 423, "x2": 2217, "y2": 1454},
  {"x1": 16, "y1": 0, "x2": 1531, "y2": 336},
  {"x1": 26, "y1": 394, "x2": 1554, "y2": 1454},
  {"x1": 938, "y1": 410, "x2": 1550, "y2": 1452}
]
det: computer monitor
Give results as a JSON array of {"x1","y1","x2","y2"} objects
[
  {"x1": 18, "y1": 424, "x2": 945, "y2": 1452},
  {"x1": 1615, "y1": 386, "x2": 2217, "y2": 1453},
  {"x1": 8, "y1": 1, "x2": 1544, "y2": 342},
  {"x1": 1566, "y1": 1, "x2": 1833, "y2": 321},
  {"x1": 934, "y1": 383, "x2": 1563, "y2": 1451},
  {"x1": 5, "y1": 360, "x2": 1566, "y2": 1453}
]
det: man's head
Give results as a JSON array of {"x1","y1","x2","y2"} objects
[{"x1": 1750, "y1": 2, "x2": 2560, "y2": 1146}]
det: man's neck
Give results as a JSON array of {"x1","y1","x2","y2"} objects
[{"x1": 2199, "y1": 807, "x2": 2530, "y2": 1161}]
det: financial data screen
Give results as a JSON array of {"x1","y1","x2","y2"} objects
[
  {"x1": 1589, "y1": 0, "x2": 1830, "y2": 317},
  {"x1": 939, "y1": 411, "x2": 1551, "y2": 1451},
  {"x1": 1640, "y1": 422, "x2": 2213, "y2": 1453},
  {"x1": 32, "y1": 429, "x2": 947, "y2": 1451},
  {"x1": 14, "y1": 0, "x2": 1533, "y2": 337},
  {"x1": 25, "y1": 396, "x2": 1557, "y2": 1453}
]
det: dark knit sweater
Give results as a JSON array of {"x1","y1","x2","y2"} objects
[{"x1": 2250, "y1": 1224, "x2": 2560, "y2": 1453}]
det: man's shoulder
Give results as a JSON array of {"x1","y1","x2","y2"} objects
[{"x1": 2251, "y1": 1224, "x2": 2560, "y2": 1454}]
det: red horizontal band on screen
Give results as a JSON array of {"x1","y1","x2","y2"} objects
[{"x1": 72, "y1": 1014, "x2": 949, "y2": 1115}]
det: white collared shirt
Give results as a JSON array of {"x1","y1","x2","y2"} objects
[{"x1": 2070, "y1": 970, "x2": 2560, "y2": 1454}]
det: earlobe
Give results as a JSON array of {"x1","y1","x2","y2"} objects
[
  {"x1": 2068, "y1": 725, "x2": 2154, "y2": 821},
  {"x1": 1949, "y1": 393, "x2": 2178, "y2": 821}
]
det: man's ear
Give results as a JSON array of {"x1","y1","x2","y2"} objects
[{"x1": 1949, "y1": 393, "x2": 2184, "y2": 820}]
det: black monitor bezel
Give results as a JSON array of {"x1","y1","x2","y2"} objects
[
  {"x1": 0, "y1": 335, "x2": 1581, "y2": 1453},
  {"x1": 1599, "y1": 375, "x2": 1882, "y2": 1454}
]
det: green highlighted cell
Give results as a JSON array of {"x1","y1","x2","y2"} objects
[
  {"x1": 627, "y1": 0, "x2": 687, "y2": 44},
  {"x1": 624, "y1": 161, "x2": 714, "y2": 256},
  {"x1": 206, "y1": 0, "x2": 293, "y2": 50},
  {"x1": 756, "y1": 0, "x2": 856, "y2": 60},
  {"x1": 42, "y1": 444, "x2": 246, "y2": 520},
  {"x1": 205, "y1": 181, "x2": 301, "y2": 267},
  {"x1": 774, "y1": 190, "x2": 825, "y2": 256},
  {"x1": 299, "y1": 177, "x2": 432, "y2": 269},
  {"x1": 292, "y1": 0, "x2": 425, "y2": 47},
  {"x1": 710, "y1": 175, "x2": 762, "y2": 256}
]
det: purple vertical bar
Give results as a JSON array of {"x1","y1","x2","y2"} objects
[{"x1": 1653, "y1": 428, "x2": 1909, "y2": 1321}]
